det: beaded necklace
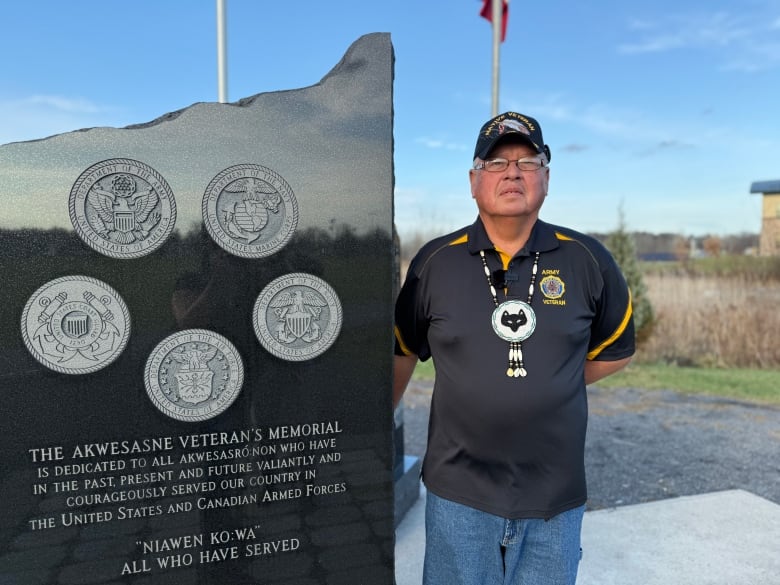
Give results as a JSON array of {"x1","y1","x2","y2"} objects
[{"x1": 479, "y1": 249, "x2": 540, "y2": 378}]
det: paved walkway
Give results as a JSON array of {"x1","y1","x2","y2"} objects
[{"x1": 395, "y1": 488, "x2": 780, "y2": 585}]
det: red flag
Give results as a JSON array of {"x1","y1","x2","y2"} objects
[{"x1": 480, "y1": 0, "x2": 509, "y2": 42}]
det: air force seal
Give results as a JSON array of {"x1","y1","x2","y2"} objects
[
  {"x1": 202, "y1": 164, "x2": 299, "y2": 258},
  {"x1": 144, "y1": 330, "x2": 244, "y2": 422},
  {"x1": 253, "y1": 274, "x2": 342, "y2": 361},
  {"x1": 21, "y1": 276, "x2": 131, "y2": 374},
  {"x1": 69, "y1": 158, "x2": 177, "y2": 259}
]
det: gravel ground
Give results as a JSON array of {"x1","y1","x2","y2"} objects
[{"x1": 399, "y1": 381, "x2": 780, "y2": 510}]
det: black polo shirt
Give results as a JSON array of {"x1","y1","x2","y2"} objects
[{"x1": 394, "y1": 217, "x2": 635, "y2": 519}]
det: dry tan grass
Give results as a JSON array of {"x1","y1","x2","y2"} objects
[{"x1": 639, "y1": 273, "x2": 780, "y2": 368}]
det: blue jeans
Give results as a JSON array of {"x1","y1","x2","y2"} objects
[{"x1": 423, "y1": 491, "x2": 584, "y2": 585}]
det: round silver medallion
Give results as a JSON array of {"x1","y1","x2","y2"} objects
[
  {"x1": 144, "y1": 329, "x2": 244, "y2": 422},
  {"x1": 21, "y1": 276, "x2": 131, "y2": 374},
  {"x1": 253, "y1": 273, "x2": 343, "y2": 361},
  {"x1": 202, "y1": 164, "x2": 299, "y2": 258},
  {"x1": 69, "y1": 158, "x2": 177, "y2": 259},
  {"x1": 491, "y1": 300, "x2": 536, "y2": 342}
]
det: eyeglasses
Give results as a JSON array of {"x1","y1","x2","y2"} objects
[{"x1": 473, "y1": 157, "x2": 546, "y2": 172}]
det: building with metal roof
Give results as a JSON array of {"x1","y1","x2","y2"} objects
[{"x1": 750, "y1": 180, "x2": 780, "y2": 256}]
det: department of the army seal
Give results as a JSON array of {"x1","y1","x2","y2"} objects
[
  {"x1": 144, "y1": 329, "x2": 244, "y2": 422},
  {"x1": 202, "y1": 164, "x2": 298, "y2": 258},
  {"x1": 69, "y1": 158, "x2": 177, "y2": 259},
  {"x1": 20, "y1": 276, "x2": 131, "y2": 374},
  {"x1": 253, "y1": 273, "x2": 343, "y2": 361}
]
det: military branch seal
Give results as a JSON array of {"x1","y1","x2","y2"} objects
[
  {"x1": 144, "y1": 329, "x2": 244, "y2": 422},
  {"x1": 21, "y1": 276, "x2": 131, "y2": 374},
  {"x1": 202, "y1": 164, "x2": 299, "y2": 258},
  {"x1": 253, "y1": 273, "x2": 343, "y2": 362},
  {"x1": 69, "y1": 158, "x2": 177, "y2": 259}
]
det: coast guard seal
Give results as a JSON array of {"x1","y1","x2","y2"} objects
[
  {"x1": 144, "y1": 329, "x2": 244, "y2": 422},
  {"x1": 21, "y1": 276, "x2": 130, "y2": 374},
  {"x1": 202, "y1": 164, "x2": 298, "y2": 258},
  {"x1": 253, "y1": 273, "x2": 343, "y2": 361},
  {"x1": 69, "y1": 158, "x2": 176, "y2": 259}
]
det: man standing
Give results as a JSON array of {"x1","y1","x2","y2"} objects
[{"x1": 394, "y1": 112, "x2": 635, "y2": 585}]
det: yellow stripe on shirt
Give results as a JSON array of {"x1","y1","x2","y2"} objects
[
  {"x1": 587, "y1": 288, "x2": 633, "y2": 360},
  {"x1": 394, "y1": 325, "x2": 414, "y2": 356}
]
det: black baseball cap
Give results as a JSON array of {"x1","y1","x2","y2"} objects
[{"x1": 473, "y1": 112, "x2": 551, "y2": 162}]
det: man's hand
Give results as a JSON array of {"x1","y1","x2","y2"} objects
[{"x1": 393, "y1": 353, "x2": 419, "y2": 408}]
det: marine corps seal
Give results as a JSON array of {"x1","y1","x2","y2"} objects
[
  {"x1": 69, "y1": 158, "x2": 177, "y2": 259},
  {"x1": 202, "y1": 164, "x2": 299, "y2": 258},
  {"x1": 144, "y1": 329, "x2": 244, "y2": 422},
  {"x1": 21, "y1": 276, "x2": 131, "y2": 374},
  {"x1": 253, "y1": 273, "x2": 343, "y2": 361}
]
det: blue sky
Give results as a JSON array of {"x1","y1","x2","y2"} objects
[{"x1": 2, "y1": 1, "x2": 778, "y2": 238}]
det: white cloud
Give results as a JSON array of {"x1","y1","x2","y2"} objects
[
  {"x1": 512, "y1": 95, "x2": 669, "y2": 145},
  {"x1": 0, "y1": 95, "x2": 122, "y2": 144},
  {"x1": 617, "y1": 10, "x2": 780, "y2": 71},
  {"x1": 619, "y1": 12, "x2": 749, "y2": 54},
  {"x1": 414, "y1": 137, "x2": 467, "y2": 151},
  {"x1": 619, "y1": 32, "x2": 687, "y2": 54},
  {"x1": 721, "y1": 38, "x2": 780, "y2": 72},
  {"x1": 26, "y1": 95, "x2": 105, "y2": 114}
]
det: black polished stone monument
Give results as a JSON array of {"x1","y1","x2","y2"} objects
[{"x1": 0, "y1": 33, "x2": 396, "y2": 584}]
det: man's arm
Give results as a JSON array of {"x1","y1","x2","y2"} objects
[
  {"x1": 584, "y1": 356, "x2": 632, "y2": 385},
  {"x1": 393, "y1": 353, "x2": 419, "y2": 409}
]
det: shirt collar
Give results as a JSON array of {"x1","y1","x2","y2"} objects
[{"x1": 466, "y1": 216, "x2": 560, "y2": 257}]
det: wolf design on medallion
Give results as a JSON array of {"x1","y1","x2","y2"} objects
[
  {"x1": 491, "y1": 300, "x2": 536, "y2": 342},
  {"x1": 69, "y1": 158, "x2": 176, "y2": 259},
  {"x1": 144, "y1": 330, "x2": 244, "y2": 422},
  {"x1": 21, "y1": 276, "x2": 131, "y2": 374},
  {"x1": 253, "y1": 273, "x2": 343, "y2": 361},
  {"x1": 202, "y1": 164, "x2": 299, "y2": 258}
]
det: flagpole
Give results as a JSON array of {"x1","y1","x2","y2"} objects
[
  {"x1": 216, "y1": 0, "x2": 228, "y2": 103},
  {"x1": 491, "y1": 0, "x2": 501, "y2": 116}
]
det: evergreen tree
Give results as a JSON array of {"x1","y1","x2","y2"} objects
[{"x1": 605, "y1": 205, "x2": 654, "y2": 344}]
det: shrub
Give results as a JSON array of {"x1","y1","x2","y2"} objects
[{"x1": 605, "y1": 208, "x2": 654, "y2": 345}]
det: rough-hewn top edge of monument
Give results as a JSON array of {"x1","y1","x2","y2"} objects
[
  {"x1": 231, "y1": 32, "x2": 391, "y2": 109},
  {"x1": 4, "y1": 33, "x2": 392, "y2": 144},
  {"x1": 127, "y1": 33, "x2": 391, "y2": 129}
]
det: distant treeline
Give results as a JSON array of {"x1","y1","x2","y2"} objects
[
  {"x1": 588, "y1": 231, "x2": 760, "y2": 260},
  {"x1": 398, "y1": 228, "x2": 760, "y2": 264}
]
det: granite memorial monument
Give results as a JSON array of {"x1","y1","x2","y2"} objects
[{"x1": 0, "y1": 33, "x2": 397, "y2": 585}]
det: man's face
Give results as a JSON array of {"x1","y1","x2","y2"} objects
[{"x1": 469, "y1": 141, "x2": 549, "y2": 223}]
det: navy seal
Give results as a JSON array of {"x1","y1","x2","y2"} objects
[
  {"x1": 253, "y1": 273, "x2": 343, "y2": 362},
  {"x1": 69, "y1": 158, "x2": 176, "y2": 259},
  {"x1": 144, "y1": 329, "x2": 244, "y2": 422},
  {"x1": 21, "y1": 275, "x2": 131, "y2": 374},
  {"x1": 202, "y1": 164, "x2": 298, "y2": 258}
]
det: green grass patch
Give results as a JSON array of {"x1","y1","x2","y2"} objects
[
  {"x1": 412, "y1": 360, "x2": 780, "y2": 405},
  {"x1": 592, "y1": 363, "x2": 780, "y2": 405},
  {"x1": 412, "y1": 359, "x2": 436, "y2": 381}
]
